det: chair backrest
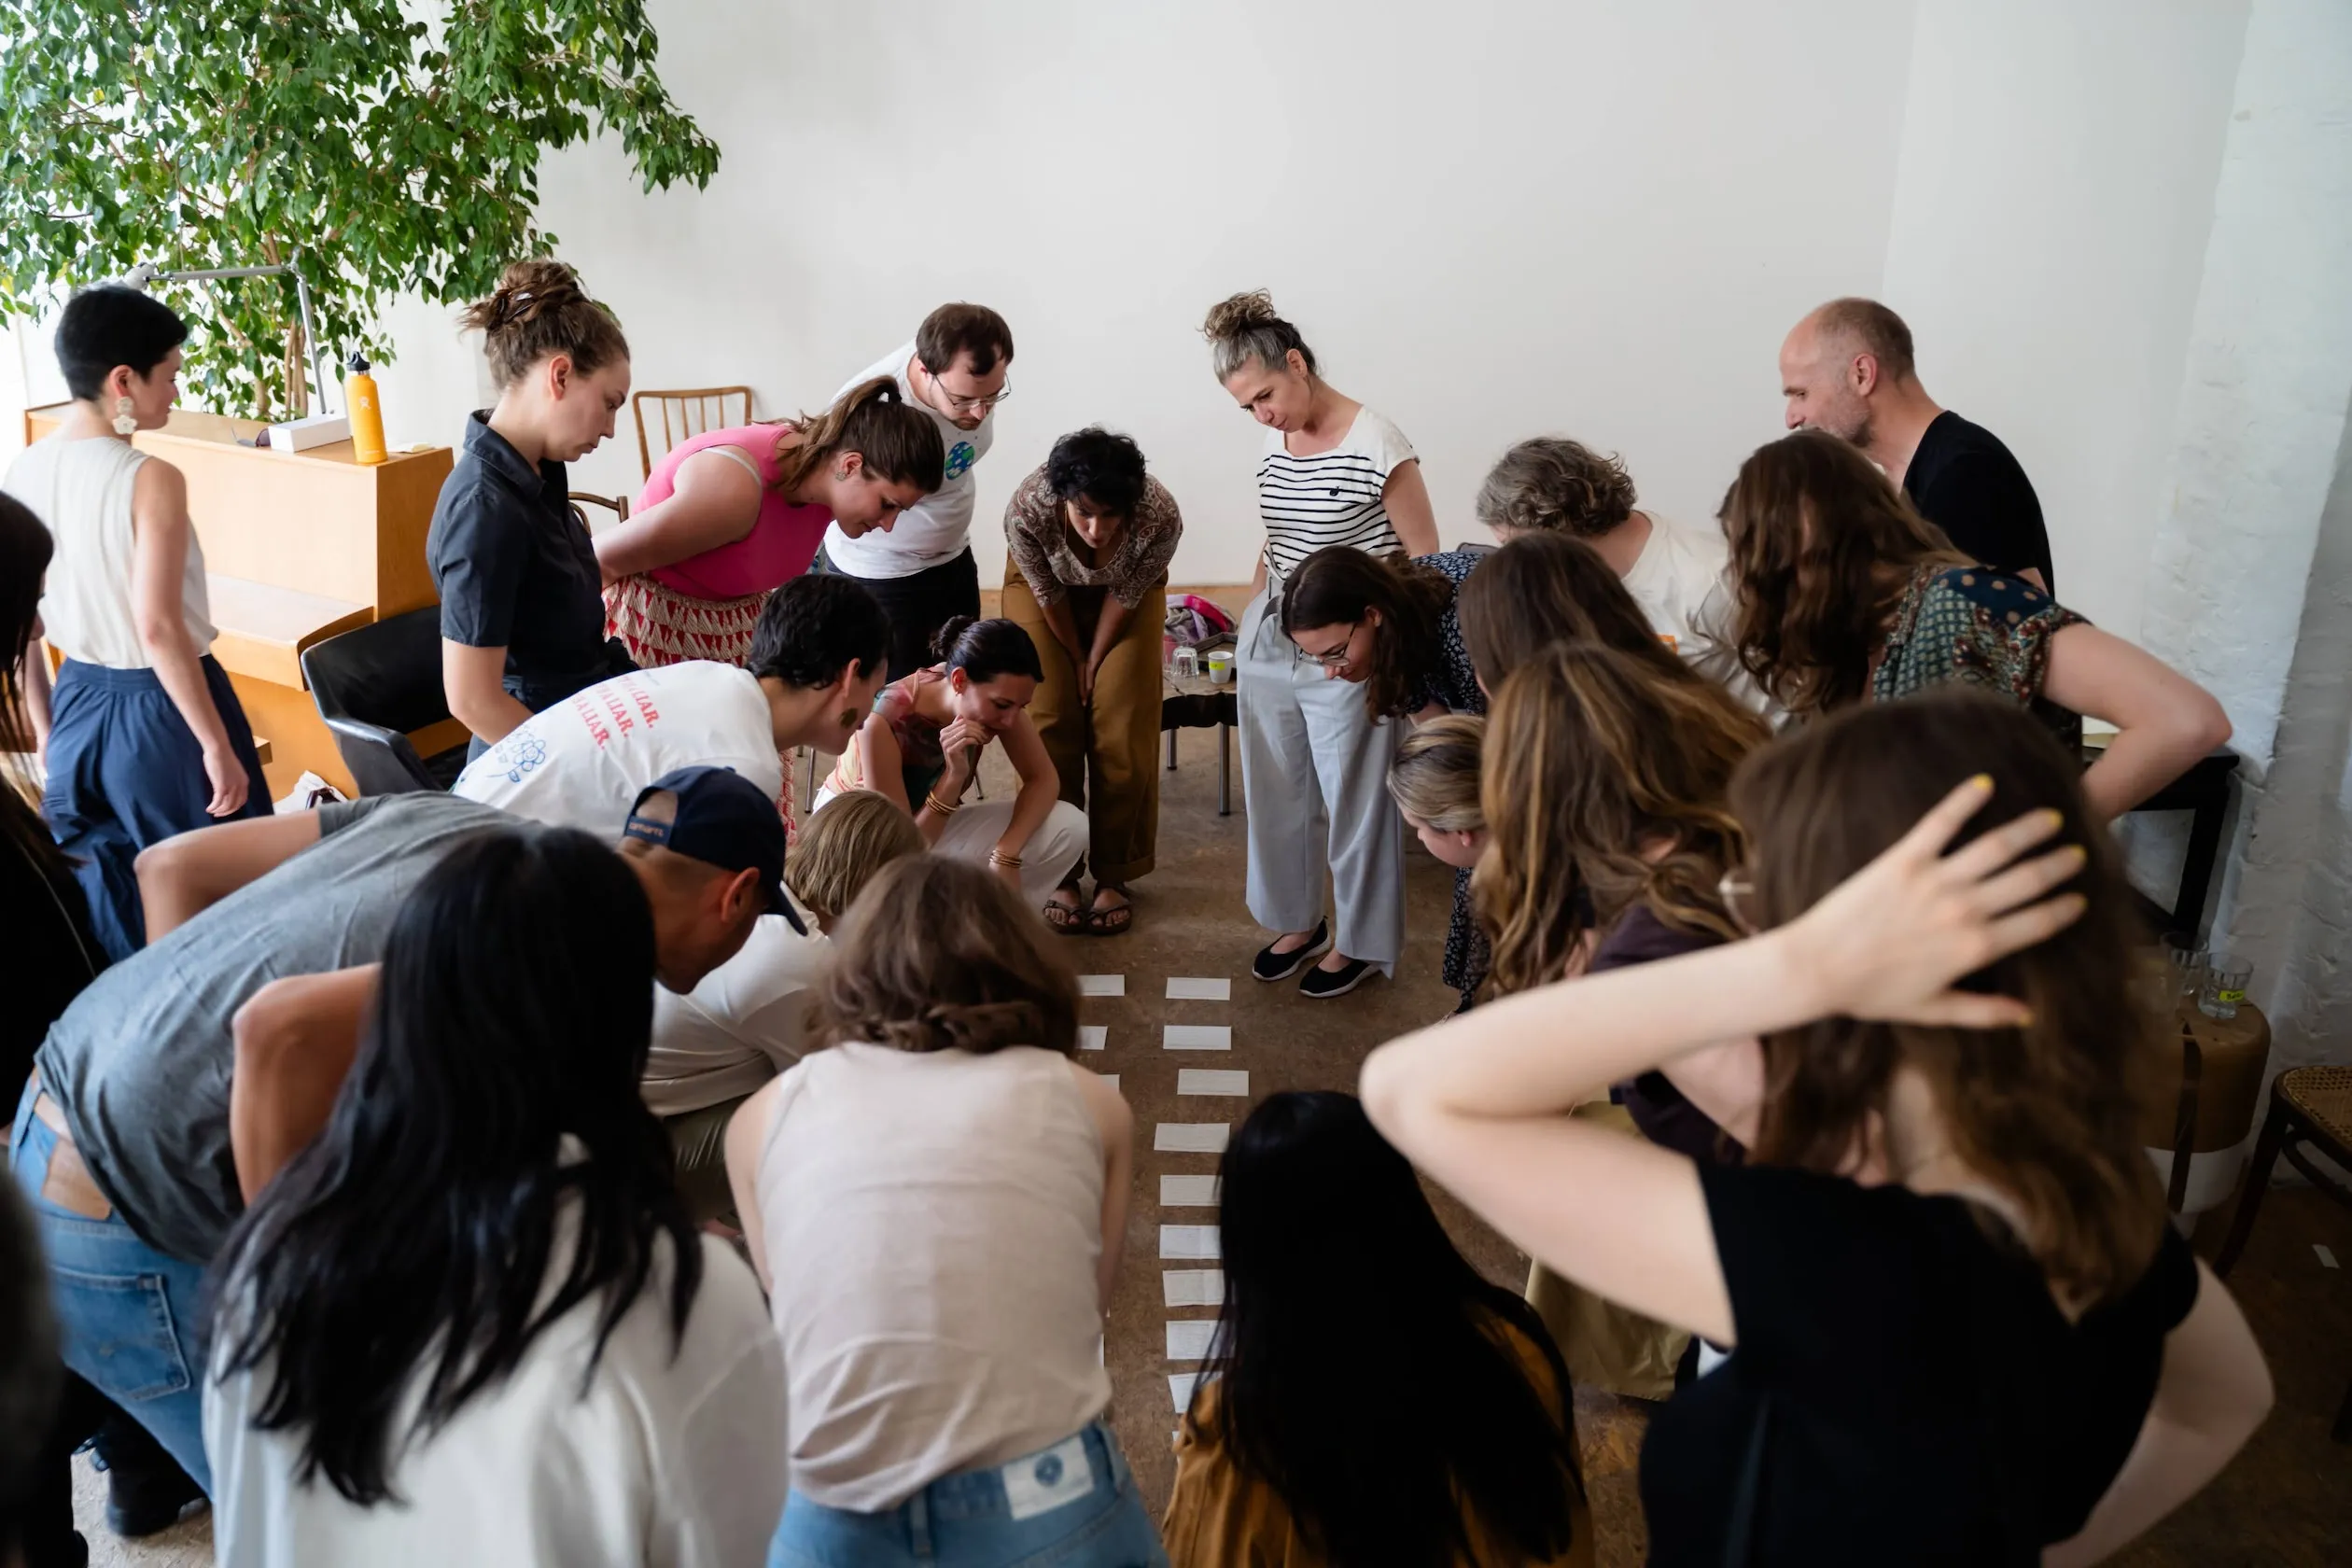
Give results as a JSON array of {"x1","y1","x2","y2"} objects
[
  {"x1": 633, "y1": 386, "x2": 754, "y2": 480},
  {"x1": 301, "y1": 608, "x2": 453, "y2": 796}
]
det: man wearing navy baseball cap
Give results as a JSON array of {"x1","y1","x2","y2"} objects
[{"x1": 9, "y1": 774, "x2": 797, "y2": 1480}]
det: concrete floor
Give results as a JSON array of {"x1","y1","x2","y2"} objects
[{"x1": 67, "y1": 724, "x2": 2352, "y2": 1566}]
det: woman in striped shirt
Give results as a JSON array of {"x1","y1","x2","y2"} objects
[{"x1": 1202, "y1": 291, "x2": 1437, "y2": 1000}]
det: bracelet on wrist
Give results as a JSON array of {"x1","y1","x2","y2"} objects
[
  {"x1": 924, "y1": 791, "x2": 960, "y2": 817},
  {"x1": 989, "y1": 851, "x2": 1024, "y2": 869}
]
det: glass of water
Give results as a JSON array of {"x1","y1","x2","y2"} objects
[
  {"x1": 2199, "y1": 954, "x2": 2251, "y2": 1021},
  {"x1": 2160, "y1": 932, "x2": 2208, "y2": 1000}
]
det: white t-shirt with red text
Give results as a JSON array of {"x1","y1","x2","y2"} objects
[{"x1": 454, "y1": 662, "x2": 783, "y2": 835}]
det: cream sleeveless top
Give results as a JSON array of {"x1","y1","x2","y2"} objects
[
  {"x1": 4, "y1": 435, "x2": 214, "y2": 666},
  {"x1": 756, "y1": 1042, "x2": 1110, "y2": 1510}
]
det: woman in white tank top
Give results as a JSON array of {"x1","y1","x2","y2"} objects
[
  {"x1": 723, "y1": 855, "x2": 1164, "y2": 1568},
  {"x1": 0, "y1": 286, "x2": 270, "y2": 960}
]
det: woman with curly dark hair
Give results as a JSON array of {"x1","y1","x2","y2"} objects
[
  {"x1": 724, "y1": 855, "x2": 1158, "y2": 1567},
  {"x1": 1001, "y1": 427, "x2": 1183, "y2": 933}
]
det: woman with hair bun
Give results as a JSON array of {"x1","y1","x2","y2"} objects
[
  {"x1": 724, "y1": 855, "x2": 1158, "y2": 1567},
  {"x1": 1001, "y1": 427, "x2": 1184, "y2": 935},
  {"x1": 1202, "y1": 290, "x2": 1437, "y2": 1001},
  {"x1": 428, "y1": 259, "x2": 637, "y2": 755},
  {"x1": 817, "y1": 615, "x2": 1086, "y2": 906},
  {"x1": 595, "y1": 378, "x2": 946, "y2": 669}
]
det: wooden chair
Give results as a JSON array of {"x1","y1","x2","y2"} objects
[
  {"x1": 569, "y1": 492, "x2": 631, "y2": 531},
  {"x1": 2212, "y1": 1063, "x2": 2352, "y2": 1441},
  {"x1": 634, "y1": 386, "x2": 754, "y2": 480}
]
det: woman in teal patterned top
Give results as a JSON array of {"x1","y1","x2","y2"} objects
[{"x1": 1718, "y1": 431, "x2": 2230, "y2": 822}]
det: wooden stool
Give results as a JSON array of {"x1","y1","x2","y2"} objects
[
  {"x1": 2143, "y1": 999, "x2": 2270, "y2": 1214},
  {"x1": 2212, "y1": 1064, "x2": 2352, "y2": 1442}
]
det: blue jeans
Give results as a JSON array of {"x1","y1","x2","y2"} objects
[
  {"x1": 769, "y1": 1421, "x2": 1166, "y2": 1568},
  {"x1": 8, "y1": 1077, "x2": 213, "y2": 1496}
]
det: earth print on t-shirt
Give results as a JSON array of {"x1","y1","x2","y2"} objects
[
  {"x1": 480, "y1": 732, "x2": 550, "y2": 786},
  {"x1": 945, "y1": 441, "x2": 977, "y2": 482}
]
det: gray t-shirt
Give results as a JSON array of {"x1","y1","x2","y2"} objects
[{"x1": 35, "y1": 793, "x2": 512, "y2": 1263}]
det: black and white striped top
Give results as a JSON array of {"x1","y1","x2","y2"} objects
[{"x1": 1256, "y1": 407, "x2": 1417, "y2": 584}]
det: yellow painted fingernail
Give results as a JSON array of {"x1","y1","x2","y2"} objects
[
  {"x1": 2043, "y1": 808, "x2": 2065, "y2": 829},
  {"x1": 1970, "y1": 774, "x2": 1994, "y2": 791}
]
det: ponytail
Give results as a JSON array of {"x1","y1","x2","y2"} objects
[
  {"x1": 930, "y1": 616, "x2": 1043, "y2": 684},
  {"x1": 457, "y1": 259, "x2": 627, "y2": 387},
  {"x1": 776, "y1": 377, "x2": 946, "y2": 497}
]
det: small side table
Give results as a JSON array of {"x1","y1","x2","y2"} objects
[
  {"x1": 2142, "y1": 996, "x2": 2270, "y2": 1215},
  {"x1": 1161, "y1": 669, "x2": 1239, "y2": 816}
]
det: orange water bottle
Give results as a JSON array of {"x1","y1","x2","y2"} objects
[{"x1": 345, "y1": 352, "x2": 387, "y2": 465}]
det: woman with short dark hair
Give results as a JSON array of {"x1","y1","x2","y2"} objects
[
  {"x1": 1163, "y1": 1091, "x2": 1589, "y2": 1567},
  {"x1": 724, "y1": 855, "x2": 1158, "y2": 1568},
  {"x1": 1001, "y1": 427, "x2": 1183, "y2": 933},
  {"x1": 2, "y1": 285, "x2": 273, "y2": 960},
  {"x1": 203, "y1": 824, "x2": 788, "y2": 1565}
]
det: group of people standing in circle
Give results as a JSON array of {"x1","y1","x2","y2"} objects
[{"x1": 0, "y1": 253, "x2": 2276, "y2": 1568}]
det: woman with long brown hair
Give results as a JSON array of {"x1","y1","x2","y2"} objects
[
  {"x1": 1477, "y1": 641, "x2": 1770, "y2": 1396},
  {"x1": 1455, "y1": 532, "x2": 1702, "y2": 700},
  {"x1": 1365, "y1": 691, "x2": 2271, "y2": 1565},
  {"x1": 1721, "y1": 429, "x2": 2228, "y2": 819},
  {"x1": 595, "y1": 378, "x2": 945, "y2": 668}
]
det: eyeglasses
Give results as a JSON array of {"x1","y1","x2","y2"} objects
[
  {"x1": 933, "y1": 376, "x2": 1011, "y2": 413},
  {"x1": 1300, "y1": 624, "x2": 1359, "y2": 670},
  {"x1": 1717, "y1": 869, "x2": 1759, "y2": 934}
]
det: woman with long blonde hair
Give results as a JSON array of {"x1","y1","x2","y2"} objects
[
  {"x1": 596, "y1": 377, "x2": 946, "y2": 668},
  {"x1": 1366, "y1": 691, "x2": 2271, "y2": 1564}
]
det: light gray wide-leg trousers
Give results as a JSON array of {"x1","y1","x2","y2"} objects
[{"x1": 1236, "y1": 587, "x2": 1406, "y2": 972}]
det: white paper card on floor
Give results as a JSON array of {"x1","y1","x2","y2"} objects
[
  {"x1": 1169, "y1": 1372, "x2": 1199, "y2": 1412},
  {"x1": 1079, "y1": 1024, "x2": 1107, "y2": 1052},
  {"x1": 1163, "y1": 1025, "x2": 1232, "y2": 1051},
  {"x1": 1166, "y1": 976, "x2": 1231, "y2": 1001},
  {"x1": 1177, "y1": 1069, "x2": 1248, "y2": 1097},
  {"x1": 1154, "y1": 1123, "x2": 1229, "y2": 1153},
  {"x1": 1163, "y1": 1268, "x2": 1225, "y2": 1307},
  {"x1": 1079, "y1": 973, "x2": 1125, "y2": 997},
  {"x1": 1159, "y1": 1224, "x2": 1221, "y2": 1260},
  {"x1": 1160, "y1": 1173, "x2": 1221, "y2": 1207},
  {"x1": 1166, "y1": 1320, "x2": 1219, "y2": 1362},
  {"x1": 1101, "y1": 1074, "x2": 1119, "y2": 1092}
]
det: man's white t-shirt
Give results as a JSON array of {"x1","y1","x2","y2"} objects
[
  {"x1": 645, "y1": 903, "x2": 831, "y2": 1116},
  {"x1": 453, "y1": 663, "x2": 784, "y2": 833},
  {"x1": 206, "y1": 1223, "x2": 789, "y2": 1568},
  {"x1": 819, "y1": 341, "x2": 996, "y2": 580}
]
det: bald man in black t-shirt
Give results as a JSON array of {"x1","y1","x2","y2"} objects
[{"x1": 1778, "y1": 297, "x2": 2055, "y2": 591}]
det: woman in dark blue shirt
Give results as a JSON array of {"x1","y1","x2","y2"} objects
[{"x1": 427, "y1": 260, "x2": 636, "y2": 754}]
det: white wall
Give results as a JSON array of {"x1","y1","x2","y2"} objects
[
  {"x1": 1880, "y1": 0, "x2": 2248, "y2": 639},
  {"x1": 374, "y1": 0, "x2": 1917, "y2": 585}
]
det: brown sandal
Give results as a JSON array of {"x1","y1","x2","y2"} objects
[
  {"x1": 1044, "y1": 888, "x2": 1088, "y2": 935},
  {"x1": 1086, "y1": 891, "x2": 1133, "y2": 936}
]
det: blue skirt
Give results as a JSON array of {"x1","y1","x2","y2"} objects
[{"x1": 43, "y1": 655, "x2": 272, "y2": 961}]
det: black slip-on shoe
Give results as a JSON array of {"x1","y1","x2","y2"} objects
[
  {"x1": 1299, "y1": 956, "x2": 1376, "y2": 1000},
  {"x1": 1253, "y1": 919, "x2": 1330, "y2": 982}
]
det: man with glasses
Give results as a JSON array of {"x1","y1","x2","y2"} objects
[{"x1": 817, "y1": 303, "x2": 1015, "y2": 682}]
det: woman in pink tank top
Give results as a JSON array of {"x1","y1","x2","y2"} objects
[{"x1": 595, "y1": 377, "x2": 944, "y2": 667}]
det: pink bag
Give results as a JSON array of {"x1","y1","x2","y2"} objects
[{"x1": 1163, "y1": 594, "x2": 1237, "y2": 649}]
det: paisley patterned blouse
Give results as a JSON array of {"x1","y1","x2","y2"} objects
[{"x1": 1871, "y1": 563, "x2": 2086, "y2": 735}]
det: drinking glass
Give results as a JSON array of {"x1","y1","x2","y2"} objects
[
  {"x1": 2160, "y1": 932, "x2": 2208, "y2": 1000},
  {"x1": 2199, "y1": 954, "x2": 2251, "y2": 1021}
]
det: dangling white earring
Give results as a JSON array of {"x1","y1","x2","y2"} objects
[{"x1": 112, "y1": 396, "x2": 138, "y2": 437}]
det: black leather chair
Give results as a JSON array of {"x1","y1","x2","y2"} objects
[{"x1": 301, "y1": 607, "x2": 469, "y2": 795}]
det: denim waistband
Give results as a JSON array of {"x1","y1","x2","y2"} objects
[{"x1": 917, "y1": 1420, "x2": 1127, "y2": 1524}]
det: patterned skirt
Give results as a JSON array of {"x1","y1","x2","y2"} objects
[{"x1": 603, "y1": 572, "x2": 801, "y2": 843}]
